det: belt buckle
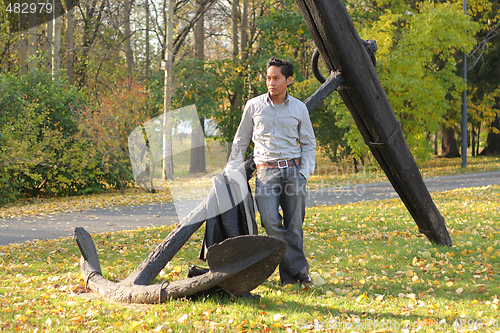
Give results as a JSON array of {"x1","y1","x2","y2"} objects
[{"x1": 277, "y1": 160, "x2": 288, "y2": 168}]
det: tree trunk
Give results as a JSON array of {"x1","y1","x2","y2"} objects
[
  {"x1": 476, "y1": 125, "x2": 481, "y2": 156},
  {"x1": 189, "y1": 116, "x2": 206, "y2": 174},
  {"x1": 46, "y1": 10, "x2": 53, "y2": 73},
  {"x1": 480, "y1": 114, "x2": 500, "y2": 155},
  {"x1": 162, "y1": 0, "x2": 174, "y2": 180},
  {"x1": 52, "y1": 0, "x2": 61, "y2": 76},
  {"x1": 232, "y1": 0, "x2": 239, "y2": 61},
  {"x1": 19, "y1": 1, "x2": 27, "y2": 74},
  {"x1": 124, "y1": 0, "x2": 134, "y2": 79},
  {"x1": 471, "y1": 128, "x2": 477, "y2": 157},
  {"x1": 190, "y1": 4, "x2": 206, "y2": 174},
  {"x1": 440, "y1": 128, "x2": 461, "y2": 158},
  {"x1": 194, "y1": 1, "x2": 204, "y2": 60},
  {"x1": 433, "y1": 131, "x2": 439, "y2": 155},
  {"x1": 145, "y1": 0, "x2": 150, "y2": 77},
  {"x1": 295, "y1": 0, "x2": 452, "y2": 246},
  {"x1": 228, "y1": 0, "x2": 242, "y2": 161},
  {"x1": 231, "y1": 0, "x2": 241, "y2": 103},
  {"x1": 241, "y1": 0, "x2": 248, "y2": 62},
  {"x1": 65, "y1": 0, "x2": 74, "y2": 84},
  {"x1": 27, "y1": 1, "x2": 37, "y2": 70}
]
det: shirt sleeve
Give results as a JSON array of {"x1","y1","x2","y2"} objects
[
  {"x1": 225, "y1": 103, "x2": 253, "y2": 171},
  {"x1": 298, "y1": 104, "x2": 316, "y2": 181}
]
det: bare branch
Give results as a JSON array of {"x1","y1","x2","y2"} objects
[{"x1": 468, "y1": 21, "x2": 500, "y2": 70}]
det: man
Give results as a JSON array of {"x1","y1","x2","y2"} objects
[{"x1": 225, "y1": 56, "x2": 316, "y2": 286}]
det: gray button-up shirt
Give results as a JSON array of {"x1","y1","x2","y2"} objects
[{"x1": 227, "y1": 93, "x2": 316, "y2": 180}]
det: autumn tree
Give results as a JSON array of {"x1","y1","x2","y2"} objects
[
  {"x1": 328, "y1": 2, "x2": 479, "y2": 162},
  {"x1": 467, "y1": 0, "x2": 500, "y2": 155}
]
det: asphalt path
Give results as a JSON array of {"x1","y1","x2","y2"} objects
[{"x1": 1, "y1": 171, "x2": 499, "y2": 245}]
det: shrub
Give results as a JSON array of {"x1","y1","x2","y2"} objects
[
  {"x1": 0, "y1": 69, "x2": 108, "y2": 204},
  {"x1": 76, "y1": 78, "x2": 156, "y2": 193}
]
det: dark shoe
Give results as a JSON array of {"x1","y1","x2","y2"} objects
[
  {"x1": 187, "y1": 265, "x2": 210, "y2": 278},
  {"x1": 282, "y1": 278, "x2": 295, "y2": 287},
  {"x1": 294, "y1": 271, "x2": 312, "y2": 285},
  {"x1": 238, "y1": 292, "x2": 261, "y2": 300}
]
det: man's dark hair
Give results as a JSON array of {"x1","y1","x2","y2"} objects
[{"x1": 267, "y1": 56, "x2": 294, "y2": 78}]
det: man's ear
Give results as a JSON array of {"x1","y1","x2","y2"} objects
[{"x1": 286, "y1": 76, "x2": 293, "y2": 87}]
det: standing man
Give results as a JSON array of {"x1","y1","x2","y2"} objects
[{"x1": 225, "y1": 56, "x2": 316, "y2": 286}]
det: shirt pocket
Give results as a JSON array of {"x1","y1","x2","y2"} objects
[
  {"x1": 278, "y1": 116, "x2": 299, "y2": 138},
  {"x1": 254, "y1": 115, "x2": 274, "y2": 136}
]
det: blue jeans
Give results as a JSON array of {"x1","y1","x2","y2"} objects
[{"x1": 255, "y1": 165, "x2": 308, "y2": 282}]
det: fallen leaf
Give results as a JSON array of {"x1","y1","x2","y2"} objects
[
  {"x1": 177, "y1": 314, "x2": 188, "y2": 323},
  {"x1": 273, "y1": 314, "x2": 283, "y2": 321}
]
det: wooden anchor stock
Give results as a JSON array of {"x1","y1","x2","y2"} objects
[{"x1": 297, "y1": 0, "x2": 452, "y2": 246}]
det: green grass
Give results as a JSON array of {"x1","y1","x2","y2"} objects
[{"x1": 1, "y1": 184, "x2": 499, "y2": 332}]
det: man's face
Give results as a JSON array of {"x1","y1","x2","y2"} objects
[{"x1": 266, "y1": 66, "x2": 293, "y2": 100}]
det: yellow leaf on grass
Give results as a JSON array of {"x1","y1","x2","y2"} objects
[
  {"x1": 273, "y1": 314, "x2": 284, "y2": 321},
  {"x1": 313, "y1": 276, "x2": 325, "y2": 286},
  {"x1": 155, "y1": 324, "x2": 169, "y2": 332},
  {"x1": 130, "y1": 321, "x2": 141, "y2": 330},
  {"x1": 177, "y1": 314, "x2": 188, "y2": 323}
]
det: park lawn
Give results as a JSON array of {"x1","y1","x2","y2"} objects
[{"x1": 0, "y1": 185, "x2": 499, "y2": 332}]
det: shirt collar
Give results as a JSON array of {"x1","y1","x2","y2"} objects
[{"x1": 266, "y1": 92, "x2": 290, "y2": 106}]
